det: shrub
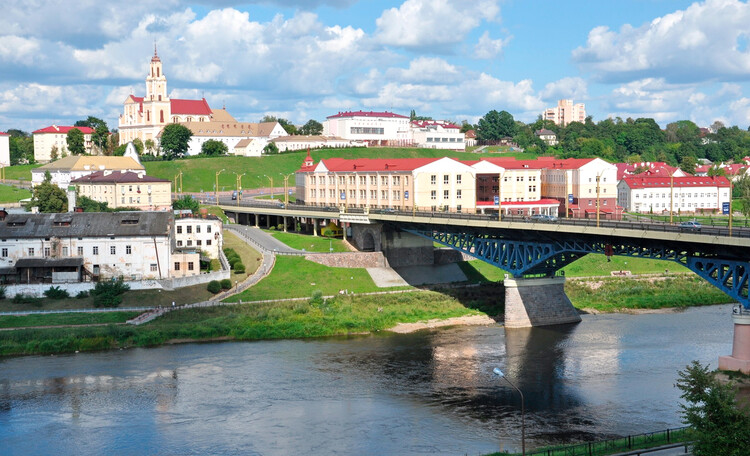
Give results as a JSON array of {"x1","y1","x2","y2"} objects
[
  {"x1": 12, "y1": 293, "x2": 41, "y2": 305},
  {"x1": 44, "y1": 286, "x2": 70, "y2": 300},
  {"x1": 91, "y1": 278, "x2": 130, "y2": 308},
  {"x1": 233, "y1": 262, "x2": 245, "y2": 274},
  {"x1": 76, "y1": 290, "x2": 89, "y2": 299},
  {"x1": 220, "y1": 279, "x2": 232, "y2": 290},
  {"x1": 207, "y1": 280, "x2": 222, "y2": 294},
  {"x1": 0, "y1": 285, "x2": 5, "y2": 300},
  {"x1": 309, "y1": 289, "x2": 324, "y2": 307}
]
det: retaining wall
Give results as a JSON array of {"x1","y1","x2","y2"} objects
[{"x1": 305, "y1": 252, "x2": 386, "y2": 268}]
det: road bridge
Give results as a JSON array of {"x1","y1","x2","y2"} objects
[{"x1": 220, "y1": 199, "x2": 750, "y2": 373}]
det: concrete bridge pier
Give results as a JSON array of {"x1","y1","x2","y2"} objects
[
  {"x1": 719, "y1": 309, "x2": 750, "y2": 374},
  {"x1": 503, "y1": 276, "x2": 582, "y2": 328}
]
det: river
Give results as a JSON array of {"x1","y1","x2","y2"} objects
[{"x1": 0, "y1": 304, "x2": 734, "y2": 455}]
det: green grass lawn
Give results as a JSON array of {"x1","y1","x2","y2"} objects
[
  {"x1": 226, "y1": 255, "x2": 401, "y2": 302},
  {"x1": 0, "y1": 184, "x2": 31, "y2": 203},
  {"x1": 3, "y1": 164, "x2": 39, "y2": 181},
  {"x1": 142, "y1": 147, "x2": 540, "y2": 193},
  {"x1": 0, "y1": 311, "x2": 139, "y2": 328},
  {"x1": 201, "y1": 205, "x2": 229, "y2": 223},
  {"x1": 223, "y1": 230, "x2": 262, "y2": 283},
  {"x1": 266, "y1": 231, "x2": 349, "y2": 252}
]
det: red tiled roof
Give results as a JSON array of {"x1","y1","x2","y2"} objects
[
  {"x1": 171, "y1": 98, "x2": 212, "y2": 116},
  {"x1": 318, "y1": 157, "x2": 441, "y2": 172},
  {"x1": 33, "y1": 125, "x2": 95, "y2": 134},
  {"x1": 326, "y1": 110, "x2": 408, "y2": 119},
  {"x1": 411, "y1": 120, "x2": 460, "y2": 129},
  {"x1": 70, "y1": 171, "x2": 169, "y2": 184},
  {"x1": 0, "y1": 132, "x2": 8, "y2": 136},
  {"x1": 622, "y1": 176, "x2": 730, "y2": 188},
  {"x1": 474, "y1": 157, "x2": 595, "y2": 170},
  {"x1": 616, "y1": 161, "x2": 681, "y2": 180}
]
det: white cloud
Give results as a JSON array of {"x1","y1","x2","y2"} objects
[
  {"x1": 375, "y1": 0, "x2": 501, "y2": 50},
  {"x1": 473, "y1": 31, "x2": 509, "y2": 59},
  {"x1": 540, "y1": 77, "x2": 588, "y2": 103},
  {"x1": 385, "y1": 57, "x2": 462, "y2": 85},
  {"x1": 573, "y1": 0, "x2": 750, "y2": 83}
]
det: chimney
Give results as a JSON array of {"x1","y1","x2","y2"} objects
[{"x1": 66, "y1": 186, "x2": 76, "y2": 212}]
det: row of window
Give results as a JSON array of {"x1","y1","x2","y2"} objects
[
  {"x1": 430, "y1": 175, "x2": 463, "y2": 185},
  {"x1": 174, "y1": 262, "x2": 195, "y2": 271},
  {"x1": 176, "y1": 224, "x2": 213, "y2": 234},
  {"x1": 634, "y1": 192, "x2": 719, "y2": 199},
  {"x1": 430, "y1": 190, "x2": 462, "y2": 200},
  {"x1": 350, "y1": 127, "x2": 384, "y2": 135},
  {"x1": 636, "y1": 202, "x2": 717, "y2": 208},
  {"x1": 309, "y1": 175, "x2": 408, "y2": 186},
  {"x1": 426, "y1": 137, "x2": 463, "y2": 143},
  {"x1": 3, "y1": 245, "x2": 135, "y2": 258},
  {"x1": 176, "y1": 239, "x2": 212, "y2": 247}
]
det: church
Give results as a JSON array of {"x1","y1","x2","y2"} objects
[{"x1": 118, "y1": 48, "x2": 285, "y2": 156}]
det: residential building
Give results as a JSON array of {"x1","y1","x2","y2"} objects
[
  {"x1": 71, "y1": 171, "x2": 172, "y2": 211},
  {"x1": 534, "y1": 129, "x2": 558, "y2": 146},
  {"x1": 616, "y1": 162, "x2": 685, "y2": 180},
  {"x1": 183, "y1": 120, "x2": 286, "y2": 156},
  {"x1": 469, "y1": 159, "x2": 558, "y2": 217},
  {"x1": 0, "y1": 132, "x2": 9, "y2": 167},
  {"x1": 31, "y1": 155, "x2": 145, "y2": 188},
  {"x1": 32, "y1": 125, "x2": 95, "y2": 163},
  {"x1": 323, "y1": 111, "x2": 412, "y2": 145},
  {"x1": 617, "y1": 176, "x2": 731, "y2": 214},
  {"x1": 174, "y1": 214, "x2": 223, "y2": 259},
  {"x1": 410, "y1": 120, "x2": 465, "y2": 150},
  {"x1": 464, "y1": 130, "x2": 477, "y2": 147},
  {"x1": 270, "y1": 135, "x2": 361, "y2": 152},
  {"x1": 542, "y1": 99, "x2": 586, "y2": 126},
  {"x1": 0, "y1": 212, "x2": 177, "y2": 282}
]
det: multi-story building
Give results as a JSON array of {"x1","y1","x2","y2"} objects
[
  {"x1": 323, "y1": 111, "x2": 412, "y2": 145},
  {"x1": 0, "y1": 132, "x2": 9, "y2": 167},
  {"x1": 31, "y1": 155, "x2": 145, "y2": 188},
  {"x1": 174, "y1": 214, "x2": 223, "y2": 259},
  {"x1": 32, "y1": 125, "x2": 95, "y2": 163},
  {"x1": 617, "y1": 176, "x2": 731, "y2": 214},
  {"x1": 183, "y1": 119, "x2": 286, "y2": 156},
  {"x1": 71, "y1": 171, "x2": 171, "y2": 211},
  {"x1": 410, "y1": 121, "x2": 465, "y2": 150},
  {"x1": 542, "y1": 99, "x2": 586, "y2": 126},
  {"x1": 534, "y1": 129, "x2": 558, "y2": 146},
  {"x1": 270, "y1": 135, "x2": 360, "y2": 152},
  {"x1": 0, "y1": 212, "x2": 177, "y2": 282}
]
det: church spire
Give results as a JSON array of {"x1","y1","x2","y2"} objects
[{"x1": 151, "y1": 41, "x2": 160, "y2": 62}]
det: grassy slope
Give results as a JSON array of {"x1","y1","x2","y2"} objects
[
  {"x1": 223, "y1": 230, "x2": 262, "y2": 283},
  {"x1": 0, "y1": 311, "x2": 139, "y2": 328},
  {"x1": 266, "y1": 231, "x2": 350, "y2": 252},
  {"x1": 4, "y1": 164, "x2": 39, "y2": 181},
  {"x1": 0, "y1": 184, "x2": 31, "y2": 203}
]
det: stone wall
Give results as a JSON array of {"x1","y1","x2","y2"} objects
[
  {"x1": 434, "y1": 248, "x2": 473, "y2": 265},
  {"x1": 305, "y1": 252, "x2": 386, "y2": 268},
  {"x1": 503, "y1": 276, "x2": 582, "y2": 328},
  {"x1": 381, "y1": 230, "x2": 434, "y2": 267}
]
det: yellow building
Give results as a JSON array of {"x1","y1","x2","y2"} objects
[
  {"x1": 32, "y1": 125, "x2": 95, "y2": 163},
  {"x1": 71, "y1": 171, "x2": 171, "y2": 211}
]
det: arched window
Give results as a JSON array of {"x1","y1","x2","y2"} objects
[
  {"x1": 157, "y1": 67, "x2": 160, "y2": 77},
  {"x1": 147, "y1": 111, "x2": 150, "y2": 122},
  {"x1": 160, "y1": 110, "x2": 164, "y2": 123},
  {"x1": 158, "y1": 95, "x2": 161, "y2": 101}
]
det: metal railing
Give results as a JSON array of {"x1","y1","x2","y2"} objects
[{"x1": 523, "y1": 426, "x2": 691, "y2": 456}]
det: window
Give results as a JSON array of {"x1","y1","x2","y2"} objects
[
  {"x1": 187, "y1": 240, "x2": 193, "y2": 247},
  {"x1": 431, "y1": 175, "x2": 436, "y2": 185},
  {"x1": 381, "y1": 190, "x2": 387, "y2": 200},
  {"x1": 456, "y1": 189, "x2": 462, "y2": 199},
  {"x1": 126, "y1": 245, "x2": 132, "y2": 255},
  {"x1": 150, "y1": 264, "x2": 157, "y2": 272},
  {"x1": 196, "y1": 225, "x2": 201, "y2": 234},
  {"x1": 187, "y1": 225, "x2": 192, "y2": 234},
  {"x1": 206, "y1": 225, "x2": 212, "y2": 234},
  {"x1": 177, "y1": 240, "x2": 183, "y2": 247},
  {"x1": 174, "y1": 262, "x2": 180, "y2": 271},
  {"x1": 44, "y1": 247, "x2": 50, "y2": 257},
  {"x1": 177, "y1": 226, "x2": 183, "y2": 234},
  {"x1": 110, "y1": 246, "x2": 116, "y2": 255},
  {"x1": 393, "y1": 190, "x2": 400, "y2": 200},
  {"x1": 393, "y1": 176, "x2": 400, "y2": 185},
  {"x1": 197, "y1": 240, "x2": 202, "y2": 246},
  {"x1": 206, "y1": 240, "x2": 212, "y2": 246},
  {"x1": 93, "y1": 246, "x2": 99, "y2": 255},
  {"x1": 1, "y1": 248, "x2": 6, "y2": 257},
  {"x1": 443, "y1": 190, "x2": 449, "y2": 199},
  {"x1": 78, "y1": 246, "x2": 83, "y2": 256},
  {"x1": 188, "y1": 262, "x2": 194, "y2": 271},
  {"x1": 444, "y1": 175, "x2": 449, "y2": 184},
  {"x1": 456, "y1": 175, "x2": 462, "y2": 184},
  {"x1": 431, "y1": 190, "x2": 437, "y2": 200}
]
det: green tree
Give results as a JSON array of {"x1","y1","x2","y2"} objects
[
  {"x1": 172, "y1": 195, "x2": 199, "y2": 213},
  {"x1": 50, "y1": 145, "x2": 59, "y2": 161},
  {"x1": 707, "y1": 166, "x2": 727, "y2": 177},
  {"x1": 261, "y1": 115, "x2": 297, "y2": 135},
  {"x1": 300, "y1": 119, "x2": 323, "y2": 135},
  {"x1": 681, "y1": 155, "x2": 698, "y2": 175},
  {"x1": 75, "y1": 116, "x2": 109, "y2": 152},
  {"x1": 7, "y1": 130, "x2": 33, "y2": 164},
  {"x1": 160, "y1": 124, "x2": 193, "y2": 160},
  {"x1": 675, "y1": 361, "x2": 750, "y2": 455},
  {"x1": 263, "y1": 142, "x2": 279, "y2": 155},
  {"x1": 144, "y1": 139, "x2": 156, "y2": 155},
  {"x1": 66, "y1": 128, "x2": 85, "y2": 155},
  {"x1": 201, "y1": 139, "x2": 228, "y2": 156},
  {"x1": 76, "y1": 194, "x2": 111, "y2": 212},
  {"x1": 132, "y1": 138, "x2": 144, "y2": 155},
  {"x1": 30, "y1": 171, "x2": 67, "y2": 213},
  {"x1": 476, "y1": 110, "x2": 516, "y2": 142}
]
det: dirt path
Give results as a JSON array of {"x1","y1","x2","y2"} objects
[{"x1": 387, "y1": 314, "x2": 496, "y2": 334}]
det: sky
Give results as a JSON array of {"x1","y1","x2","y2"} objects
[{"x1": 3, "y1": 0, "x2": 750, "y2": 134}]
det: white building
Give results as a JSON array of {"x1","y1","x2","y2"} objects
[
  {"x1": 0, "y1": 212, "x2": 178, "y2": 282},
  {"x1": 270, "y1": 135, "x2": 361, "y2": 152},
  {"x1": 182, "y1": 119, "x2": 286, "y2": 156},
  {"x1": 617, "y1": 176, "x2": 731, "y2": 214},
  {"x1": 323, "y1": 111, "x2": 412, "y2": 145},
  {"x1": 534, "y1": 129, "x2": 558, "y2": 146},
  {"x1": 410, "y1": 121, "x2": 465, "y2": 150},
  {"x1": 542, "y1": 100, "x2": 586, "y2": 127},
  {"x1": 32, "y1": 125, "x2": 95, "y2": 163},
  {"x1": 0, "y1": 132, "x2": 9, "y2": 167},
  {"x1": 174, "y1": 214, "x2": 223, "y2": 259},
  {"x1": 31, "y1": 155, "x2": 145, "y2": 188}
]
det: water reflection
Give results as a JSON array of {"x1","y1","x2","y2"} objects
[{"x1": 0, "y1": 304, "x2": 736, "y2": 456}]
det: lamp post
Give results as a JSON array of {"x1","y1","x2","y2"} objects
[
  {"x1": 280, "y1": 172, "x2": 294, "y2": 206},
  {"x1": 264, "y1": 174, "x2": 274, "y2": 200},
  {"x1": 729, "y1": 179, "x2": 734, "y2": 237},
  {"x1": 493, "y1": 367, "x2": 525, "y2": 456},
  {"x1": 669, "y1": 170, "x2": 675, "y2": 224},
  {"x1": 174, "y1": 171, "x2": 183, "y2": 198},
  {"x1": 595, "y1": 169, "x2": 606, "y2": 228},
  {"x1": 215, "y1": 169, "x2": 225, "y2": 204},
  {"x1": 498, "y1": 170, "x2": 505, "y2": 220},
  {"x1": 234, "y1": 172, "x2": 246, "y2": 206}
]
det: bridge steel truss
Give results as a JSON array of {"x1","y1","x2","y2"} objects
[{"x1": 399, "y1": 224, "x2": 750, "y2": 308}]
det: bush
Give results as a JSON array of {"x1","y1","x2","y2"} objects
[
  {"x1": 220, "y1": 279, "x2": 232, "y2": 290},
  {"x1": 76, "y1": 290, "x2": 89, "y2": 299},
  {"x1": 207, "y1": 280, "x2": 222, "y2": 294},
  {"x1": 309, "y1": 289, "x2": 324, "y2": 307},
  {"x1": 0, "y1": 285, "x2": 5, "y2": 300},
  {"x1": 233, "y1": 263, "x2": 245, "y2": 274},
  {"x1": 12, "y1": 293, "x2": 41, "y2": 305},
  {"x1": 91, "y1": 278, "x2": 130, "y2": 308},
  {"x1": 44, "y1": 286, "x2": 70, "y2": 300}
]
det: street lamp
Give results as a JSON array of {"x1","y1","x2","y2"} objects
[
  {"x1": 498, "y1": 170, "x2": 505, "y2": 220},
  {"x1": 264, "y1": 174, "x2": 274, "y2": 200},
  {"x1": 493, "y1": 367, "x2": 525, "y2": 456},
  {"x1": 174, "y1": 171, "x2": 183, "y2": 198},
  {"x1": 595, "y1": 169, "x2": 606, "y2": 228},
  {"x1": 280, "y1": 172, "x2": 294, "y2": 206},
  {"x1": 669, "y1": 170, "x2": 676, "y2": 224},
  {"x1": 215, "y1": 169, "x2": 225, "y2": 204},
  {"x1": 729, "y1": 179, "x2": 734, "y2": 237},
  {"x1": 234, "y1": 172, "x2": 246, "y2": 206}
]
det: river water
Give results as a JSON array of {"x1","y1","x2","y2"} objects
[{"x1": 0, "y1": 304, "x2": 734, "y2": 456}]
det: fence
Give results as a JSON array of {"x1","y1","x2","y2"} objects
[{"x1": 524, "y1": 426, "x2": 691, "y2": 456}]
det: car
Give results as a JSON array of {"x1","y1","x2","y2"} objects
[
  {"x1": 679, "y1": 221, "x2": 702, "y2": 232},
  {"x1": 231, "y1": 190, "x2": 237, "y2": 200},
  {"x1": 530, "y1": 214, "x2": 558, "y2": 222}
]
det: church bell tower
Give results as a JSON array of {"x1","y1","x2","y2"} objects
[{"x1": 145, "y1": 44, "x2": 170, "y2": 126}]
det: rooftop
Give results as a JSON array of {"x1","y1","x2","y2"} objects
[
  {"x1": 0, "y1": 212, "x2": 172, "y2": 238},
  {"x1": 326, "y1": 110, "x2": 409, "y2": 119}
]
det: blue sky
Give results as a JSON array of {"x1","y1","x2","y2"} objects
[{"x1": 2, "y1": 0, "x2": 750, "y2": 133}]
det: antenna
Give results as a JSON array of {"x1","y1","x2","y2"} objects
[{"x1": 154, "y1": 41, "x2": 157, "y2": 57}]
